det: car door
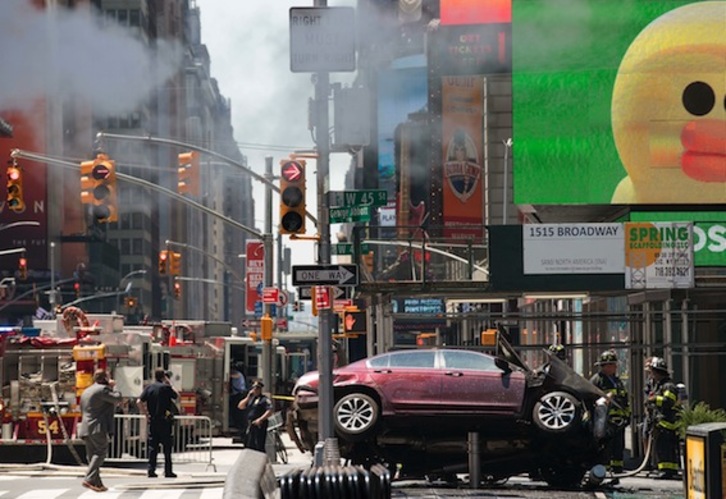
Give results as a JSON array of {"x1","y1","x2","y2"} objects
[
  {"x1": 438, "y1": 350, "x2": 526, "y2": 414},
  {"x1": 367, "y1": 350, "x2": 441, "y2": 413}
]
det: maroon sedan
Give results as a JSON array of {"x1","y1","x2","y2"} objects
[{"x1": 290, "y1": 342, "x2": 609, "y2": 487}]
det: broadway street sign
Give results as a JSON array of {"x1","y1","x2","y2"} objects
[
  {"x1": 329, "y1": 205, "x2": 371, "y2": 223},
  {"x1": 292, "y1": 264, "x2": 359, "y2": 287}
]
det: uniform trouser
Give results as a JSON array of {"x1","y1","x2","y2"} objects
[
  {"x1": 245, "y1": 423, "x2": 268, "y2": 452},
  {"x1": 148, "y1": 420, "x2": 174, "y2": 474},
  {"x1": 653, "y1": 426, "x2": 679, "y2": 472},
  {"x1": 604, "y1": 425, "x2": 626, "y2": 471},
  {"x1": 83, "y1": 432, "x2": 108, "y2": 486}
]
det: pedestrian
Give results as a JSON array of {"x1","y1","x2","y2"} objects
[
  {"x1": 237, "y1": 380, "x2": 273, "y2": 452},
  {"x1": 78, "y1": 368, "x2": 122, "y2": 493},
  {"x1": 137, "y1": 368, "x2": 179, "y2": 478},
  {"x1": 229, "y1": 362, "x2": 248, "y2": 443},
  {"x1": 645, "y1": 357, "x2": 680, "y2": 480},
  {"x1": 589, "y1": 350, "x2": 630, "y2": 477}
]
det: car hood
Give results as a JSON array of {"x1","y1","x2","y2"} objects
[{"x1": 545, "y1": 353, "x2": 607, "y2": 400}]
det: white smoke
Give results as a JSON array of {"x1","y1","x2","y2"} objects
[{"x1": 0, "y1": 0, "x2": 182, "y2": 114}]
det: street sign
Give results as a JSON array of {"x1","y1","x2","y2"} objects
[
  {"x1": 262, "y1": 287, "x2": 279, "y2": 304},
  {"x1": 331, "y1": 243, "x2": 369, "y2": 255},
  {"x1": 246, "y1": 241, "x2": 264, "y2": 312},
  {"x1": 329, "y1": 205, "x2": 371, "y2": 224},
  {"x1": 293, "y1": 264, "x2": 358, "y2": 287},
  {"x1": 315, "y1": 286, "x2": 331, "y2": 310},
  {"x1": 327, "y1": 190, "x2": 387, "y2": 208},
  {"x1": 289, "y1": 7, "x2": 356, "y2": 73},
  {"x1": 333, "y1": 299, "x2": 353, "y2": 313},
  {"x1": 278, "y1": 290, "x2": 289, "y2": 307}
]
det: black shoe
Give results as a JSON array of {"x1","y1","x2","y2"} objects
[
  {"x1": 654, "y1": 471, "x2": 678, "y2": 480},
  {"x1": 165, "y1": 472, "x2": 177, "y2": 478},
  {"x1": 147, "y1": 471, "x2": 158, "y2": 478}
]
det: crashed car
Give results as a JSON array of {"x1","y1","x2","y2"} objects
[{"x1": 289, "y1": 333, "x2": 611, "y2": 487}]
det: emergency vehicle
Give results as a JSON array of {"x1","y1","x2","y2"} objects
[{"x1": 0, "y1": 307, "x2": 302, "y2": 463}]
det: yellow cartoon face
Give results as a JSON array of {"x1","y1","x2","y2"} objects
[{"x1": 611, "y1": 1, "x2": 726, "y2": 203}]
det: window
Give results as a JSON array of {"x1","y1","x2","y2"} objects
[
  {"x1": 442, "y1": 351, "x2": 497, "y2": 371},
  {"x1": 120, "y1": 239, "x2": 131, "y2": 256},
  {"x1": 132, "y1": 238, "x2": 143, "y2": 255},
  {"x1": 388, "y1": 351, "x2": 435, "y2": 368},
  {"x1": 368, "y1": 355, "x2": 390, "y2": 368}
]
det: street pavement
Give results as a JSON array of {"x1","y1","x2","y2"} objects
[{"x1": 0, "y1": 434, "x2": 686, "y2": 498}]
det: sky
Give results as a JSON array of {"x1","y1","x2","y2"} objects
[{"x1": 195, "y1": 0, "x2": 357, "y2": 271}]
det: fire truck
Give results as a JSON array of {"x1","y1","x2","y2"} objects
[{"x1": 0, "y1": 308, "x2": 294, "y2": 463}]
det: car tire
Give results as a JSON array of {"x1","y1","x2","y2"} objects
[
  {"x1": 333, "y1": 392, "x2": 379, "y2": 440},
  {"x1": 532, "y1": 390, "x2": 582, "y2": 434}
]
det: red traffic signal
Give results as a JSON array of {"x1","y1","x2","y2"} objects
[
  {"x1": 6, "y1": 165, "x2": 24, "y2": 213},
  {"x1": 279, "y1": 159, "x2": 306, "y2": 235},
  {"x1": 18, "y1": 257, "x2": 27, "y2": 280}
]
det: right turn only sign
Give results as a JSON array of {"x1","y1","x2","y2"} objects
[{"x1": 289, "y1": 7, "x2": 356, "y2": 73}]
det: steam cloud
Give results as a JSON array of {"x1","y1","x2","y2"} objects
[{"x1": 0, "y1": 0, "x2": 182, "y2": 114}]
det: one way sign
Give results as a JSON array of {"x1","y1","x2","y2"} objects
[{"x1": 292, "y1": 264, "x2": 358, "y2": 287}]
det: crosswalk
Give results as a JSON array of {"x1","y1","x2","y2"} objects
[{"x1": 0, "y1": 475, "x2": 225, "y2": 498}]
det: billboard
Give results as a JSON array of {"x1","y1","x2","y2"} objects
[{"x1": 512, "y1": 0, "x2": 726, "y2": 204}]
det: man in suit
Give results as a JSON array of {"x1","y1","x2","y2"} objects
[{"x1": 78, "y1": 368, "x2": 122, "y2": 492}]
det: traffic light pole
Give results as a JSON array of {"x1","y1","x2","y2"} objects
[
  {"x1": 263, "y1": 157, "x2": 274, "y2": 393},
  {"x1": 314, "y1": 28, "x2": 336, "y2": 464}
]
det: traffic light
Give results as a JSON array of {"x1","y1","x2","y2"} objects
[
  {"x1": 173, "y1": 280, "x2": 182, "y2": 299},
  {"x1": 260, "y1": 314, "x2": 273, "y2": 341},
  {"x1": 6, "y1": 164, "x2": 24, "y2": 212},
  {"x1": 158, "y1": 250, "x2": 169, "y2": 275},
  {"x1": 169, "y1": 251, "x2": 182, "y2": 276},
  {"x1": 18, "y1": 257, "x2": 27, "y2": 280},
  {"x1": 80, "y1": 153, "x2": 117, "y2": 223},
  {"x1": 177, "y1": 151, "x2": 200, "y2": 196},
  {"x1": 279, "y1": 159, "x2": 306, "y2": 235},
  {"x1": 74, "y1": 281, "x2": 81, "y2": 298}
]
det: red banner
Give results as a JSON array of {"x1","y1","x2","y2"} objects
[{"x1": 245, "y1": 240, "x2": 264, "y2": 312}]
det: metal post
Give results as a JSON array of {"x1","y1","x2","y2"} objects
[
  {"x1": 50, "y1": 241, "x2": 56, "y2": 316},
  {"x1": 263, "y1": 157, "x2": 274, "y2": 393},
  {"x1": 502, "y1": 138, "x2": 512, "y2": 225},
  {"x1": 313, "y1": 0, "x2": 336, "y2": 463}
]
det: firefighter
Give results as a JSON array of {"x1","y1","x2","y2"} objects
[
  {"x1": 590, "y1": 350, "x2": 630, "y2": 476},
  {"x1": 548, "y1": 343, "x2": 567, "y2": 361},
  {"x1": 645, "y1": 357, "x2": 680, "y2": 480}
]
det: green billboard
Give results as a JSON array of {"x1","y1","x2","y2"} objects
[{"x1": 513, "y1": 0, "x2": 726, "y2": 204}]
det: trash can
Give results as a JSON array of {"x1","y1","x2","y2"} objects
[{"x1": 683, "y1": 422, "x2": 726, "y2": 498}]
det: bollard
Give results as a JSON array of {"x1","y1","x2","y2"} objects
[{"x1": 468, "y1": 432, "x2": 481, "y2": 488}]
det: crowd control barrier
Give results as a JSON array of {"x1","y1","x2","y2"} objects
[
  {"x1": 278, "y1": 463, "x2": 391, "y2": 499},
  {"x1": 107, "y1": 414, "x2": 216, "y2": 471}
]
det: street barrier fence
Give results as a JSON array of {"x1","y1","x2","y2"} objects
[{"x1": 108, "y1": 414, "x2": 216, "y2": 471}]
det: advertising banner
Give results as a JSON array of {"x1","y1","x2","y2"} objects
[
  {"x1": 442, "y1": 75, "x2": 485, "y2": 238},
  {"x1": 512, "y1": 0, "x2": 724, "y2": 205},
  {"x1": 245, "y1": 240, "x2": 264, "y2": 312},
  {"x1": 0, "y1": 102, "x2": 48, "y2": 269},
  {"x1": 625, "y1": 222, "x2": 694, "y2": 289},
  {"x1": 523, "y1": 224, "x2": 624, "y2": 275}
]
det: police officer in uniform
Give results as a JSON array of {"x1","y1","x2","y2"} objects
[
  {"x1": 237, "y1": 380, "x2": 273, "y2": 452},
  {"x1": 645, "y1": 357, "x2": 680, "y2": 479},
  {"x1": 590, "y1": 350, "x2": 630, "y2": 476}
]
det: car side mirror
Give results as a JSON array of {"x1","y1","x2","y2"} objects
[{"x1": 495, "y1": 358, "x2": 512, "y2": 374}]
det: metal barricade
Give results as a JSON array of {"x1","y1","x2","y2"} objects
[{"x1": 108, "y1": 414, "x2": 216, "y2": 471}]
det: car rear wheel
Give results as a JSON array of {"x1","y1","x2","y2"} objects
[
  {"x1": 334, "y1": 392, "x2": 379, "y2": 440},
  {"x1": 532, "y1": 390, "x2": 581, "y2": 434}
]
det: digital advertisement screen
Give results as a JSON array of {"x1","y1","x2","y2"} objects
[{"x1": 512, "y1": 0, "x2": 726, "y2": 205}]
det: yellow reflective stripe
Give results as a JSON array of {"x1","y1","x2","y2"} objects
[
  {"x1": 663, "y1": 390, "x2": 677, "y2": 402},
  {"x1": 658, "y1": 462, "x2": 678, "y2": 471},
  {"x1": 656, "y1": 395, "x2": 664, "y2": 406},
  {"x1": 658, "y1": 420, "x2": 678, "y2": 430},
  {"x1": 610, "y1": 459, "x2": 624, "y2": 467}
]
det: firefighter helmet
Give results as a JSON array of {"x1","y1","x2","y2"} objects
[
  {"x1": 649, "y1": 356, "x2": 669, "y2": 373},
  {"x1": 548, "y1": 344, "x2": 566, "y2": 360},
  {"x1": 597, "y1": 350, "x2": 618, "y2": 365}
]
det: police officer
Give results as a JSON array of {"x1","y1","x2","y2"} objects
[
  {"x1": 237, "y1": 380, "x2": 273, "y2": 452},
  {"x1": 645, "y1": 357, "x2": 680, "y2": 480},
  {"x1": 590, "y1": 350, "x2": 630, "y2": 475}
]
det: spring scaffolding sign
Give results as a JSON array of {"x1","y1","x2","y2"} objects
[{"x1": 624, "y1": 222, "x2": 694, "y2": 289}]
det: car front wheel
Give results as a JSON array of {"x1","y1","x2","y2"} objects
[
  {"x1": 532, "y1": 390, "x2": 581, "y2": 434},
  {"x1": 333, "y1": 392, "x2": 379, "y2": 440}
]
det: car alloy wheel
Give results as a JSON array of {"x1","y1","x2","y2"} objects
[
  {"x1": 532, "y1": 390, "x2": 581, "y2": 434},
  {"x1": 333, "y1": 392, "x2": 379, "y2": 439}
]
